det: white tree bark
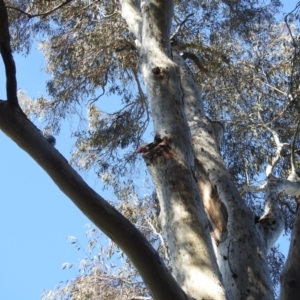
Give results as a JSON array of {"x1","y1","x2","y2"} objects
[
  {"x1": 175, "y1": 51, "x2": 275, "y2": 299},
  {"x1": 122, "y1": 0, "x2": 228, "y2": 299},
  {"x1": 121, "y1": 0, "x2": 292, "y2": 298},
  {"x1": 256, "y1": 181, "x2": 284, "y2": 253}
]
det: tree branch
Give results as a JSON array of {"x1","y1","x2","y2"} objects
[
  {"x1": 0, "y1": 0, "x2": 18, "y2": 105},
  {"x1": 243, "y1": 182, "x2": 268, "y2": 193},
  {"x1": 284, "y1": 3, "x2": 300, "y2": 48},
  {"x1": 243, "y1": 177, "x2": 300, "y2": 197},
  {"x1": 145, "y1": 217, "x2": 170, "y2": 261},
  {"x1": 256, "y1": 182, "x2": 284, "y2": 253},
  {"x1": 0, "y1": 100, "x2": 189, "y2": 300},
  {"x1": 170, "y1": 13, "x2": 194, "y2": 40},
  {"x1": 121, "y1": 0, "x2": 142, "y2": 46},
  {"x1": 6, "y1": 0, "x2": 73, "y2": 19},
  {"x1": 180, "y1": 52, "x2": 213, "y2": 77},
  {"x1": 261, "y1": 121, "x2": 290, "y2": 177},
  {"x1": 277, "y1": 179, "x2": 300, "y2": 196}
]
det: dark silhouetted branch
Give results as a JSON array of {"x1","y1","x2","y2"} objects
[
  {"x1": 0, "y1": 0, "x2": 18, "y2": 105},
  {"x1": 7, "y1": 0, "x2": 73, "y2": 19}
]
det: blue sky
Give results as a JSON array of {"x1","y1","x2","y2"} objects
[
  {"x1": 0, "y1": 1, "x2": 298, "y2": 299},
  {"x1": 0, "y1": 49, "x2": 100, "y2": 298}
]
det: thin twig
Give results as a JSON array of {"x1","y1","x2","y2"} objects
[
  {"x1": 171, "y1": 13, "x2": 194, "y2": 40},
  {"x1": 284, "y1": 3, "x2": 300, "y2": 47},
  {"x1": 145, "y1": 217, "x2": 170, "y2": 261},
  {"x1": 7, "y1": 0, "x2": 73, "y2": 19},
  {"x1": 255, "y1": 78, "x2": 288, "y2": 97},
  {"x1": 100, "y1": 10, "x2": 120, "y2": 18}
]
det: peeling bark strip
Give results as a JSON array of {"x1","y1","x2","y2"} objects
[{"x1": 0, "y1": 101, "x2": 189, "y2": 300}]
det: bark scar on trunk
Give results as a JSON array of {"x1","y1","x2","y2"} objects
[
  {"x1": 136, "y1": 135, "x2": 175, "y2": 164},
  {"x1": 195, "y1": 159, "x2": 228, "y2": 244}
]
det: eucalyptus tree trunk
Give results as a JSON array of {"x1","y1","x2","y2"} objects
[
  {"x1": 123, "y1": 1, "x2": 227, "y2": 299},
  {"x1": 122, "y1": 0, "x2": 278, "y2": 299}
]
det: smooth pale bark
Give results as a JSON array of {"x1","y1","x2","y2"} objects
[
  {"x1": 257, "y1": 182, "x2": 284, "y2": 253},
  {"x1": 0, "y1": 101, "x2": 189, "y2": 300},
  {"x1": 244, "y1": 178, "x2": 300, "y2": 197},
  {"x1": 123, "y1": 1, "x2": 228, "y2": 299},
  {"x1": 121, "y1": 0, "x2": 142, "y2": 45},
  {"x1": 174, "y1": 52, "x2": 275, "y2": 299},
  {"x1": 280, "y1": 206, "x2": 300, "y2": 300}
]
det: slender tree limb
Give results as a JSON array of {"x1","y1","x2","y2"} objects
[
  {"x1": 279, "y1": 198, "x2": 297, "y2": 215},
  {"x1": 145, "y1": 217, "x2": 170, "y2": 261},
  {"x1": 180, "y1": 52, "x2": 213, "y2": 77},
  {"x1": 6, "y1": 0, "x2": 73, "y2": 19},
  {"x1": 243, "y1": 182, "x2": 268, "y2": 193},
  {"x1": 0, "y1": 0, "x2": 18, "y2": 105},
  {"x1": 121, "y1": 0, "x2": 142, "y2": 44},
  {"x1": 255, "y1": 78, "x2": 288, "y2": 97},
  {"x1": 277, "y1": 179, "x2": 300, "y2": 196},
  {"x1": 244, "y1": 178, "x2": 300, "y2": 197},
  {"x1": 284, "y1": 3, "x2": 300, "y2": 47},
  {"x1": 100, "y1": 10, "x2": 120, "y2": 18},
  {"x1": 260, "y1": 121, "x2": 290, "y2": 177}
]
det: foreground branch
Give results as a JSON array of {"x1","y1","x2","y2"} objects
[{"x1": 0, "y1": 101, "x2": 188, "y2": 300}]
